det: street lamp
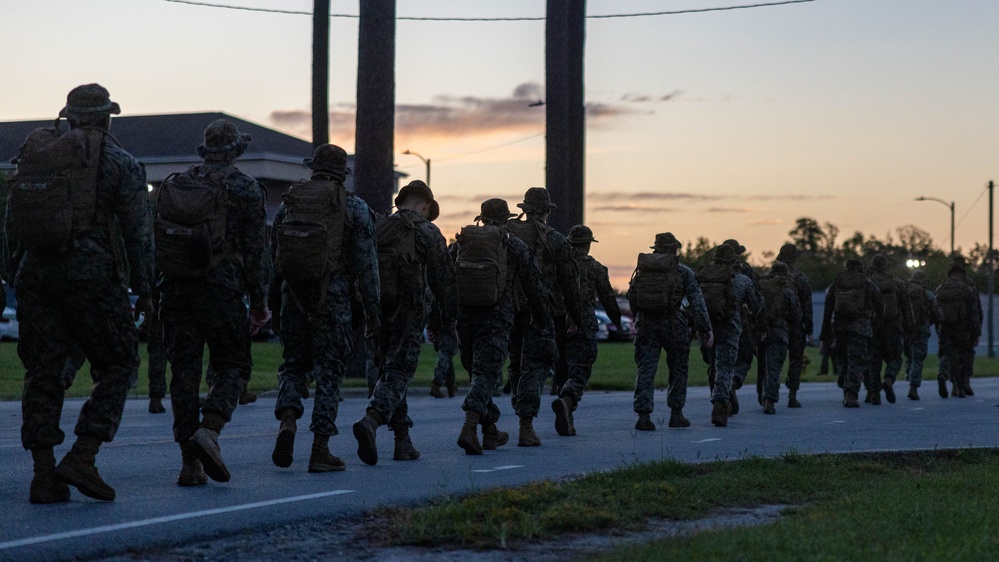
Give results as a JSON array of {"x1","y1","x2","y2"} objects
[
  {"x1": 402, "y1": 149, "x2": 430, "y2": 187},
  {"x1": 915, "y1": 196, "x2": 955, "y2": 255}
]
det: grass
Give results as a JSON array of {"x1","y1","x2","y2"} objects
[
  {"x1": 366, "y1": 448, "x2": 999, "y2": 559},
  {"x1": 0, "y1": 340, "x2": 995, "y2": 401}
]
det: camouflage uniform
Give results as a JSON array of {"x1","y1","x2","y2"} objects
[
  {"x1": 159, "y1": 120, "x2": 271, "y2": 467},
  {"x1": 14, "y1": 84, "x2": 154, "y2": 502},
  {"x1": 935, "y1": 260, "x2": 981, "y2": 397},
  {"x1": 865, "y1": 255, "x2": 914, "y2": 401},
  {"x1": 757, "y1": 264, "x2": 802, "y2": 405},
  {"x1": 146, "y1": 287, "x2": 167, "y2": 400},
  {"x1": 432, "y1": 326, "x2": 459, "y2": 391},
  {"x1": 904, "y1": 271, "x2": 940, "y2": 390},
  {"x1": 723, "y1": 240, "x2": 760, "y2": 392},
  {"x1": 820, "y1": 260, "x2": 883, "y2": 405},
  {"x1": 775, "y1": 244, "x2": 813, "y2": 398}
]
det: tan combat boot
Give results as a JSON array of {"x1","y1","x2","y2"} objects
[
  {"x1": 148, "y1": 396, "x2": 166, "y2": 414},
  {"x1": 843, "y1": 391, "x2": 860, "y2": 408},
  {"x1": 908, "y1": 385, "x2": 920, "y2": 401},
  {"x1": 787, "y1": 390, "x2": 801, "y2": 408},
  {"x1": 710, "y1": 401, "x2": 729, "y2": 427},
  {"x1": 481, "y1": 421, "x2": 510, "y2": 450},
  {"x1": 392, "y1": 427, "x2": 421, "y2": 461},
  {"x1": 30, "y1": 447, "x2": 70, "y2": 504},
  {"x1": 429, "y1": 383, "x2": 445, "y2": 398},
  {"x1": 191, "y1": 413, "x2": 230, "y2": 483},
  {"x1": 54, "y1": 435, "x2": 115, "y2": 501},
  {"x1": 457, "y1": 410, "x2": 483, "y2": 455},
  {"x1": 308, "y1": 434, "x2": 346, "y2": 473},
  {"x1": 518, "y1": 416, "x2": 541, "y2": 447},
  {"x1": 763, "y1": 398, "x2": 776, "y2": 415},
  {"x1": 635, "y1": 413, "x2": 656, "y2": 431},
  {"x1": 272, "y1": 409, "x2": 297, "y2": 468},
  {"x1": 352, "y1": 409, "x2": 386, "y2": 466},
  {"x1": 177, "y1": 441, "x2": 208, "y2": 486},
  {"x1": 668, "y1": 408, "x2": 690, "y2": 428},
  {"x1": 728, "y1": 389, "x2": 740, "y2": 416},
  {"x1": 882, "y1": 376, "x2": 897, "y2": 404},
  {"x1": 552, "y1": 395, "x2": 576, "y2": 437}
]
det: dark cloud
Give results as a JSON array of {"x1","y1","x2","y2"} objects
[
  {"x1": 705, "y1": 207, "x2": 752, "y2": 213},
  {"x1": 590, "y1": 204, "x2": 677, "y2": 213},
  {"x1": 589, "y1": 192, "x2": 723, "y2": 202}
]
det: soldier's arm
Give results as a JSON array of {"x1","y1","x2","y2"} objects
[
  {"x1": 786, "y1": 288, "x2": 802, "y2": 327},
  {"x1": 744, "y1": 276, "x2": 764, "y2": 318},
  {"x1": 238, "y1": 178, "x2": 272, "y2": 308},
  {"x1": 681, "y1": 265, "x2": 712, "y2": 334},
  {"x1": 511, "y1": 238, "x2": 549, "y2": 324},
  {"x1": 927, "y1": 291, "x2": 942, "y2": 326},
  {"x1": 896, "y1": 279, "x2": 915, "y2": 333},
  {"x1": 868, "y1": 281, "x2": 884, "y2": 325},
  {"x1": 421, "y1": 224, "x2": 457, "y2": 330},
  {"x1": 798, "y1": 273, "x2": 814, "y2": 334},
  {"x1": 553, "y1": 235, "x2": 583, "y2": 326},
  {"x1": 594, "y1": 260, "x2": 622, "y2": 327},
  {"x1": 347, "y1": 198, "x2": 381, "y2": 325},
  {"x1": 820, "y1": 286, "x2": 835, "y2": 341},
  {"x1": 112, "y1": 153, "x2": 155, "y2": 296}
]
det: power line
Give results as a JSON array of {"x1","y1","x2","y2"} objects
[
  {"x1": 160, "y1": 0, "x2": 815, "y2": 21},
  {"x1": 956, "y1": 185, "x2": 989, "y2": 230},
  {"x1": 435, "y1": 134, "x2": 544, "y2": 163}
]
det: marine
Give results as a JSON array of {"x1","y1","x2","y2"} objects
[
  {"x1": 935, "y1": 257, "x2": 981, "y2": 398},
  {"x1": 865, "y1": 253, "x2": 914, "y2": 405},
  {"x1": 774, "y1": 244, "x2": 813, "y2": 408},
  {"x1": 756, "y1": 262, "x2": 802, "y2": 414},
  {"x1": 903, "y1": 269, "x2": 940, "y2": 400}
]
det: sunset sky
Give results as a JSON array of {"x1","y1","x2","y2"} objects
[{"x1": 4, "y1": 0, "x2": 998, "y2": 287}]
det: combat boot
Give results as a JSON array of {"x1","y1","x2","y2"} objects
[
  {"x1": 272, "y1": 409, "x2": 297, "y2": 468},
  {"x1": 54, "y1": 435, "x2": 115, "y2": 501},
  {"x1": 429, "y1": 383, "x2": 445, "y2": 398},
  {"x1": 964, "y1": 380, "x2": 975, "y2": 397},
  {"x1": 552, "y1": 395, "x2": 576, "y2": 437},
  {"x1": 447, "y1": 382, "x2": 457, "y2": 398},
  {"x1": 148, "y1": 396, "x2": 166, "y2": 414},
  {"x1": 953, "y1": 383, "x2": 966, "y2": 398},
  {"x1": 668, "y1": 408, "x2": 690, "y2": 428},
  {"x1": 710, "y1": 401, "x2": 729, "y2": 427},
  {"x1": 518, "y1": 416, "x2": 541, "y2": 447},
  {"x1": 763, "y1": 398, "x2": 776, "y2": 415},
  {"x1": 457, "y1": 410, "x2": 483, "y2": 455},
  {"x1": 870, "y1": 391, "x2": 882, "y2": 405},
  {"x1": 908, "y1": 385, "x2": 920, "y2": 401},
  {"x1": 392, "y1": 428, "x2": 421, "y2": 461},
  {"x1": 352, "y1": 409, "x2": 386, "y2": 466},
  {"x1": 238, "y1": 388, "x2": 257, "y2": 405},
  {"x1": 728, "y1": 389, "x2": 740, "y2": 416},
  {"x1": 843, "y1": 391, "x2": 860, "y2": 408},
  {"x1": 938, "y1": 377, "x2": 948, "y2": 399},
  {"x1": 177, "y1": 441, "x2": 208, "y2": 487},
  {"x1": 30, "y1": 447, "x2": 70, "y2": 504},
  {"x1": 481, "y1": 422, "x2": 510, "y2": 450},
  {"x1": 882, "y1": 377, "x2": 897, "y2": 404},
  {"x1": 787, "y1": 390, "x2": 801, "y2": 408},
  {"x1": 308, "y1": 434, "x2": 346, "y2": 473},
  {"x1": 635, "y1": 413, "x2": 656, "y2": 431},
  {"x1": 190, "y1": 415, "x2": 230, "y2": 483}
]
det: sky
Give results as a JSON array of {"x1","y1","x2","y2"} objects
[{"x1": 4, "y1": 0, "x2": 999, "y2": 287}]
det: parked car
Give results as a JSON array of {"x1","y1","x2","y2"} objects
[{"x1": 595, "y1": 309, "x2": 634, "y2": 342}]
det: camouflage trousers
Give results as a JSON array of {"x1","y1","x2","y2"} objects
[
  {"x1": 368, "y1": 302, "x2": 427, "y2": 430},
  {"x1": 560, "y1": 328, "x2": 598, "y2": 406},
  {"x1": 938, "y1": 329, "x2": 974, "y2": 390},
  {"x1": 759, "y1": 340, "x2": 789, "y2": 402},
  {"x1": 552, "y1": 314, "x2": 570, "y2": 392},
  {"x1": 904, "y1": 333, "x2": 929, "y2": 387},
  {"x1": 633, "y1": 312, "x2": 691, "y2": 413},
  {"x1": 867, "y1": 325, "x2": 903, "y2": 391},
  {"x1": 275, "y1": 280, "x2": 353, "y2": 436},
  {"x1": 161, "y1": 283, "x2": 251, "y2": 442},
  {"x1": 508, "y1": 310, "x2": 556, "y2": 418},
  {"x1": 18, "y1": 271, "x2": 139, "y2": 450},
  {"x1": 146, "y1": 305, "x2": 167, "y2": 398},
  {"x1": 786, "y1": 326, "x2": 806, "y2": 391},
  {"x1": 834, "y1": 330, "x2": 869, "y2": 395},
  {"x1": 732, "y1": 324, "x2": 757, "y2": 388},
  {"x1": 432, "y1": 330, "x2": 459, "y2": 388},
  {"x1": 706, "y1": 329, "x2": 741, "y2": 404},
  {"x1": 458, "y1": 310, "x2": 512, "y2": 426},
  {"x1": 60, "y1": 344, "x2": 87, "y2": 390}
]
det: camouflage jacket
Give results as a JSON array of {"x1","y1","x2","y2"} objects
[
  {"x1": 454, "y1": 231, "x2": 548, "y2": 326},
  {"x1": 760, "y1": 278, "x2": 802, "y2": 345},
  {"x1": 15, "y1": 135, "x2": 155, "y2": 296},
  {"x1": 778, "y1": 261, "x2": 814, "y2": 336},
  {"x1": 570, "y1": 247, "x2": 621, "y2": 333},
  {"x1": 868, "y1": 270, "x2": 915, "y2": 333},
  {"x1": 391, "y1": 208, "x2": 456, "y2": 332},
  {"x1": 907, "y1": 282, "x2": 941, "y2": 336},
  {"x1": 634, "y1": 263, "x2": 712, "y2": 336},
  {"x1": 274, "y1": 188, "x2": 380, "y2": 324},
  {"x1": 716, "y1": 272, "x2": 764, "y2": 338},
  {"x1": 506, "y1": 218, "x2": 582, "y2": 326},
  {"x1": 821, "y1": 273, "x2": 883, "y2": 339}
]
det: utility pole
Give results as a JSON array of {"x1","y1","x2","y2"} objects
[
  {"x1": 989, "y1": 180, "x2": 994, "y2": 358},
  {"x1": 545, "y1": 0, "x2": 586, "y2": 235},
  {"x1": 312, "y1": 0, "x2": 330, "y2": 149},
  {"x1": 353, "y1": 0, "x2": 396, "y2": 214}
]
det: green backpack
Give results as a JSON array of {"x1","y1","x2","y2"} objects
[
  {"x1": 936, "y1": 278, "x2": 969, "y2": 327},
  {"x1": 759, "y1": 274, "x2": 792, "y2": 325},
  {"x1": 907, "y1": 282, "x2": 928, "y2": 327},
  {"x1": 274, "y1": 179, "x2": 346, "y2": 282},
  {"x1": 375, "y1": 213, "x2": 424, "y2": 310},
  {"x1": 870, "y1": 271, "x2": 900, "y2": 323},
  {"x1": 455, "y1": 224, "x2": 508, "y2": 307},
  {"x1": 834, "y1": 270, "x2": 868, "y2": 320},
  {"x1": 697, "y1": 263, "x2": 736, "y2": 327},
  {"x1": 8, "y1": 124, "x2": 103, "y2": 250},
  {"x1": 506, "y1": 219, "x2": 554, "y2": 277},
  {"x1": 627, "y1": 253, "x2": 684, "y2": 313},
  {"x1": 154, "y1": 165, "x2": 234, "y2": 278}
]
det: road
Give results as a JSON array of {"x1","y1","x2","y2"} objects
[{"x1": 1, "y1": 378, "x2": 997, "y2": 561}]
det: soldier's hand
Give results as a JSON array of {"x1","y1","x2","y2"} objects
[
  {"x1": 249, "y1": 305, "x2": 272, "y2": 336},
  {"x1": 134, "y1": 293, "x2": 155, "y2": 322},
  {"x1": 700, "y1": 331, "x2": 714, "y2": 349}
]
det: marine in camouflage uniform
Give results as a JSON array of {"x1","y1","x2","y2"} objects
[
  {"x1": 631, "y1": 233, "x2": 713, "y2": 431},
  {"x1": 757, "y1": 262, "x2": 802, "y2": 414},
  {"x1": 865, "y1": 254, "x2": 914, "y2": 405},
  {"x1": 271, "y1": 144, "x2": 379, "y2": 473},
  {"x1": 820, "y1": 258, "x2": 883, "y2": 408},
  {"x1": 935, "y1": 257, "x2": 981, "y2": 399},
  {"x1": 353, "y1": 181, "x2": 456, "y2": 465},
  {"x1": 505, "y1": 188, "x2": 582, "y2": 447},
  {"x1": 430, "y1": 325, "x2": 459, "y2": 397},
  {"x1": 14, "y1": 84, "x2": 155, "y2": 503},
  {"x1": 903, "y1": 269, "x2": 941, "y2": 400},
  {"x1": 455, "y1": 199, "x2": 548, "y2": 455},
  {"x1": 159, "y1": 119, "x2": 272, "y2": 485},
  {"x1": 551, "y1": 225, "x2": 621, "y2": 437},
  {"x1": 146, "y1": 285, "x2": 168, "y2": 413},
  {"x1": 700, "y1": 244, "x2": 762, "y2": 427},
  {"x1": 775, "y1": 244, "x2": 813, "y2": 408},
  {"x1": 722, "y1": 239, "x2": 760, "y2": 416}
]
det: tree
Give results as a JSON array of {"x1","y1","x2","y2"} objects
[{"x1": 788, "y1": 218, "x2": 824, "y2": 254}]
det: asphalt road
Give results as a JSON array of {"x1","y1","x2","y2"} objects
[{"x1": 2, "y1": 378, "x2": 997, "y2": 561}]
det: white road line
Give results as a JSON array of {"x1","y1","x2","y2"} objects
[
  {"x1": 0, "y1": 489, "x2": 355, "y2": 551},
  {"x1": 691, "y1": 438, "x2": 722, "y2": 444},
  {"x1": 472, "y1": 465, "x2": 524, "y2": 473},
  {"x1": 826, "y1": 420, "x2": 846, "y2": 424},
  {"x1": 911, "y1": 407, "x2": 925, "y2": 411}
]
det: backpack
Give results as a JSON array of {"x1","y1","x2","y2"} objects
[
  {"x1": 907, "y1": 282, "x2": 928, "y2": 327},
  {"x1": 833, "y1": 270, "x2": 868, "y2": 319},
  {"x1": 455, "y1": 224, "x2": 508, "y2": 307},
  {"x1": 154, "y1": 165, "x2": 235, "y2": 278},
  {"x1": 626, "y1": 253, "x2": 684, "y2": 313},
  {"x1": 759, "y1": 274, "x2": 792, "y2": 325},
  {"x1": 506, "y1": 219, "x2": 553, "y2": 276},
  {"x1": 8, "y1": 124, "x2": 103, "y2": 250},
  {"x1": 870, "y1": 271, "x2": 899, "y2": 323},
  {"x1": 697, "y1": 263, "x2": 736, "y2": 327},
  {"x1": 375, "y1": 213, "x2": 424, "y2": 310},
  {"x1": 936, "y1": 278, "x2": 970, "y2": 327},
  {"x1": 274, "y1": 179, "x2": 347, "y2": 282}
]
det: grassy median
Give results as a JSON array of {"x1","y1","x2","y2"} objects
[{"x1": 366, "y1": 448, "x2": 999, "y2": 560}]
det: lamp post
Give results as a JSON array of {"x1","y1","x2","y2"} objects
[
  {"x1": 402, "y1": 149, "x2": 430, "y2": 187},
  {"x1": 915, "y1": 196, "x2": 955, "y2": 255}
]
